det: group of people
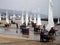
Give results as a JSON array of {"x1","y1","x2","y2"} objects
[
  {"x1": 31, "y1": 21, "x2": 57, "y2": 42},
  {"x1": 10, "y1": 20, "x2": 57, "y2": 42},
  {"x1": 40, "y1": 25, "x2": 57, "y2": 42},
  {"x1": 31, "y1": 21, "x2": 41, "y2": 32},
  {"x1": 11, "y1": 20, "x2": 19, "y2": 28}
]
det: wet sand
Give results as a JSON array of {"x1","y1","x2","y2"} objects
[
  {"x1": 0, "y1": 37, "x2": 60, "y2": 45},
  {"x1": 0, "y1": 26, "x2": 60, "y2": 45}
]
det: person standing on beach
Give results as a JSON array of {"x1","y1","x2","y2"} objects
[
  {"x1": 40, "y1": 30, "x2": 44, "y2": 42},
  {"x1": 16, "y1": 23, "x2": 18, "y2": 28},
  {"x1": 16, "y1": 23, "x2": 18, "y2": 33},
  {"x1": 43, "y1": 24, "x2": 46, "y2": 31}
]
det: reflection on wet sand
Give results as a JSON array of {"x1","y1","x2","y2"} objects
[{"x1": 0, "y1": 25, "x2": 60, "y2": 42}]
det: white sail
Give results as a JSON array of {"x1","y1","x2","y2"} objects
[
  {"x1": 30, "y1": 15, "x2": 32, "y2": 22},
  {"x1": 6, "y1": 12, "x2": 9, "y2": 24},
  {"x1": 37, "y1": 15, "x2": 42, "y2": 25},
  {"x1": 13, "y1": 14, "x2": 16, "y2": 21},
  {"x1": 37, "y1": 8, "x2": 42, "y2": 25},
  {"x1": 46, "y1": 0, "x2": 54, "y2": 31},
  {"x1": 34, "y1": 15, "x2": 36, "y2": 23},
  {"x1": 0, "y1": 13, "x2": 1, "y2": 21},
  {"x1": 18, "y1": 15, "x2": 20, "y2": 18},
  {"x1": 57, "y1": 18, "x2": 60, "y2": 24},
  {"x1": 10, "y1": 16, "x2": 13, "y2": 19},
  {"x1": 25, "y1": 12, "x2": 29, "y2": 26},
  {"x1": 21, "y1": 12, "x2": 24, "y2": 24}
]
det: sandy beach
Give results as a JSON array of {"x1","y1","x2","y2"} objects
[{"x1": 0, "y1": 20, "x2": 60, "y2": 45}]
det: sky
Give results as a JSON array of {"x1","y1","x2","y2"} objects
[{"x1": 0, "y1": 0, "x2": 60, "y2": 17}]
